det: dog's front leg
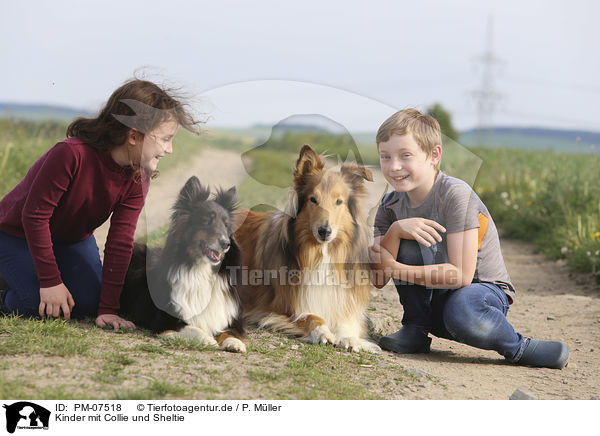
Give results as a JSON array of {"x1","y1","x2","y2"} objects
[
  {"x1": 160, "y1": 326, "x2": 218, "y2": 347},
  {"x1": 334, "y1": 321, "x2": 381, "y2": 353},
  {"x1": 293, "y1": 313, "x2": 336, "y2": 345},
  {"x1": 216, "y1": 329, "x2": 246, "y2": 353}
]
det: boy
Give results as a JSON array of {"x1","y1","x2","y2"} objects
[{"x1": 369, "y1": 109, "x2": 569, "y2": 369}]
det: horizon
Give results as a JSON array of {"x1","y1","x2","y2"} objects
[{"x1": 2, "y1": 100, "x2": 600, "y2": 137}]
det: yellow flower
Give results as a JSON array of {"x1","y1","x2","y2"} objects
[
  {"x1": 593, "y1": 232, "x2": 600, "y2": 240},
  {"x1": 526, "y1": 201, "x2": 532, "y2": 207}
]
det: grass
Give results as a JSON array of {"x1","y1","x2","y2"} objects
[
  {"x1": 470, "y1": 146, "x2": 600, "y2": 282},
  {"x1": 0, "y1": 314, "x2": 420, "y2": 400},
  {"x1": 0, "y1": 315, "x2": 97, "y2": 357},
  {"x1": 0, "y1": 119, "x2": 67, "y2": 196},
  {"x1": 133, "y1": 343, "x2": 169, "y2": 355}
]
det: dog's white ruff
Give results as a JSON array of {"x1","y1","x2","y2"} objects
[
  {"x1": 167, "y1": 260, "x2": 239, "y2": 337},
  {"x1": 294, "y1": 246, "x2": 379, "y2": 352}
]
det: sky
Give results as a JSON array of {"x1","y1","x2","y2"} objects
[{"x1": 1, "y1": 0, "x2": 599, "y2": 132}]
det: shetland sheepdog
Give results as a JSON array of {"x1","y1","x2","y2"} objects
[
  {"x1": 234, "y1": 145, "x2": 380, "y2": 352},
  {"x1": 120, "y1": 176, "x2": 246, "y2": 352}
]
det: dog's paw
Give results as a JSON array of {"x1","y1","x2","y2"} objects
[
  {"x1": 194, "y1": 333, "x2": 218, "y2": 347},
  {"x1": 159, "y1": 330, "x2": 178, "y2": 338},
  {"x1": 219, "y1": 337, "x2": 247, "y2": 353},
  {"x1": 337, "y1": 337, "x2": 381, "y2": 353},
  {"x1": 185, "y1": 326, "x2": 218, "y2": 346},
  {"x1": 360, "y1": 340, "x2": 382, "y2": 353},
  {"x1": 161, "y1": 327, "x2": 218, "y2": 347},
  {"x1": 306, "y1": 325, "x2": 336, "y2": 345}
]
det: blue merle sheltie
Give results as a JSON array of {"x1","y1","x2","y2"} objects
[{"x1": 120, "y1": 176, "x2": 246, "y2": 352}]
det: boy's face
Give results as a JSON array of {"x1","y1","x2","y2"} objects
[{"x1": 378, "y1": 133, "x2": 441, "y2": 205}]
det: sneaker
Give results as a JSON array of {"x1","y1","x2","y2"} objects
[
  {"x1": 516, "y1": 338, "x2": 569, "y2": 369},
  {"x1": 379, "y1": 325, "x2": 432, "y2": 354}
]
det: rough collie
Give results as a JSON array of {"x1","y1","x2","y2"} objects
[
  {"x1": 235, "y1": 145, "x2": 380, "y2": 352},
  {"x1": 120, "y1": 176, "x2": 246, "y2": 352}
]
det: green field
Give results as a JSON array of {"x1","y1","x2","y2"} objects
[
  {"x1": 1, "y1": 118, "x2": 599, "y2": 282},
  {"x1": 471, "y1": 146, "x2": 600, "y2": 280}
]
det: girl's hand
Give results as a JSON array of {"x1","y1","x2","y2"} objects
[
  {"x1": 394, "y1": 218, "x2": 446, "y2": 247},
  {"x1": 95, "y1": 314, "x2": 136, "y2": 330},
  {"x1": 39, "y1": 284, "x2": 75, "y2": 320}
]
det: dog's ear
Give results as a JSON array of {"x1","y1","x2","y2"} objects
[
  {"x1": 214, "y1": 186, "x2": 238, "y2": 212},
  {"x1": 173, "y1": 176, "x2": 210, "y2": 215},
  {"x1": 341, "y1": 163, "x2": 373, "y2": 192},
  {"x1": 294, "y1": 144, "x2": 324, "y2": 180}
]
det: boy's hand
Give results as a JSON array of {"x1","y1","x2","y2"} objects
[
  {"x1": 39, "y1": 284, "x2": 75, "y2": 320},
  {"x1": 393, "y1": 218, "x2": 446, "y2": 247}
]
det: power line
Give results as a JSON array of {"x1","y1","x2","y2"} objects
[{"x1": 470, "y1": 16, "x2": 504, "y2": 143}]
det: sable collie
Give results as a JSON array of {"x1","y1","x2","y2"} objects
[
  {"x1": 120, "y1": 176, "x2": 246, "y2": 352},
  {"x1": 235, "y1": 145, "x2": 380, "y2": 352}
]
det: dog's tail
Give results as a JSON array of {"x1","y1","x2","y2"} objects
[{"x1": 252, "y1": 312, "x2": 304, "y2": 336}]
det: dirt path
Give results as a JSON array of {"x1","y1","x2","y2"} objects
[
  {"x1": 368, "y1": 239, "x2": 600, "y2": 399},
  {"x1": 94, "y1": 149, "x2": 599, "y2": 399}
]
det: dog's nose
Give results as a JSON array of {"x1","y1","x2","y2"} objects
[
  {"x1": 219, "y1": 238, "x2": 231, "y2": 250},
  {"x1": 317, "y1": 225, "x2": 332, "y2": 240}
]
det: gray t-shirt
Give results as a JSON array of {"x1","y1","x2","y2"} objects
[{"x1": 374, "y1": 171, "x2": 516, "y2": 303}]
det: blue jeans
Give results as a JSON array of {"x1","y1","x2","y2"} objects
[
  {"x1": 0, "y1": 230, "x2": 102, "y2": 318},
  {"x1": 394, "y1": 239, "x2": 527, "y2": 361}
]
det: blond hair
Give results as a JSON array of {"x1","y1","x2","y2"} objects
[{"x1": 376, "y1": 108, "x2": 442, "y2": 169}]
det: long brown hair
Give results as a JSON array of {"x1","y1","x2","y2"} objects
[{"x1": 67, "y1": 79, "x2": 201, "y2": 152}]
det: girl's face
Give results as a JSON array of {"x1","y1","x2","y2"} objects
[{"x1": 134, "y1": 119, "x2": 179, "y2": 172}]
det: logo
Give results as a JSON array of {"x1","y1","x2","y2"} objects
[{"x1": 3, "y1": 402, "x2": 50, "y2": 434}]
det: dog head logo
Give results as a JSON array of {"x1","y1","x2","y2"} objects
[{"x1": 3, "y1": 402, "x2": 50, "y2": 433}]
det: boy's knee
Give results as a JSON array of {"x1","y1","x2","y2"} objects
[
  {"x1": 397, "y1": 240, "x2": 425, "y2": 265},
  {"x1": 442, "y1": 287, "x2": 489, "y2": 341}
]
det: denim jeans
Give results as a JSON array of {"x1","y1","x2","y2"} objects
[
  {"x1": 394, "y1": 239, "x2": 527, "y2": 361},
  {"x1": 0, "y1": 230, "x2": 102, "y2": 318}
]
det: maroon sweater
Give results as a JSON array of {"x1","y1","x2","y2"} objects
[{"x1": 0, "y1": 137, "x2": 149, "y2": 315}]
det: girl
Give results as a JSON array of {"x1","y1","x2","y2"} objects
[{"x1": 0, "y1": 79, "x2": 200, "y2": 330}]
